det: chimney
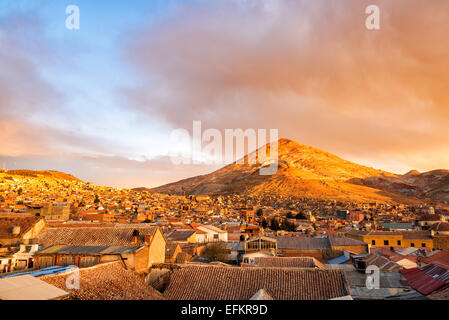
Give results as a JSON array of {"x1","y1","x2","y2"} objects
[
  {"x1": 12, "y1": 226, "x2": 21, "y2": 236},
  {"x1": 131, "y1": 230, "x2": 140, "y2": 244},
  {"x1": 144, "y1": 235, "x2": 153, "y2": 244}
]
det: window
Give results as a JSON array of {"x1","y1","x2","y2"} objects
[
  {"x1": 371, "y1": 240, "x2": 376, "y2": 245},
  {"x1": 60, "y1": 256, "x2": 75, "y2": 266},
  {"x1": 213, "y1": 234, "x2": 219, "y2": 240},
  {"x1": 422, "y1": 243, "x2": 426, "y2": 248},
  {"x1": 397, "y1": 240, "x2": 401, "y2": 246},
  {"x1": 411, "y1": 243, "x2": 415, "y2": 247},
  {"x1": 80, "y1": 256, "x2": 97, "y2": 268},
  {"x1": 384, "y1": 240, "x2": 389, "y2": 246},
  {"x1": 39, "y1": 256, "x2": 54, "y2": 268}
]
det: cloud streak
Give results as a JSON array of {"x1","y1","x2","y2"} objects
[{"x1": 122, "y1": 0, "x2": 449, "y2": 173}]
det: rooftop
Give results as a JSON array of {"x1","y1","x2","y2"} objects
[
  {"x1": 41, "y1": 261, "x2": 165, "y2": 300},
  {"x1": 163, "y1": 265, "x2": 349, "y2": 300}
]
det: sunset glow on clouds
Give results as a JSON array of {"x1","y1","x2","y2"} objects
[{"x1": 0, "y1": 0, "x2": 448, "y2": 188}]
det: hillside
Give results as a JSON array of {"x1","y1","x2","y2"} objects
[
  {"x1": 148, "y1": 139, "x2": 436, "y2": 203},
  {"x1": 4, "y1": 143, "x2": 443, "y2": 204},
  {"x1": 2, "y1": 170, "x2": 82, "y2": 182}
]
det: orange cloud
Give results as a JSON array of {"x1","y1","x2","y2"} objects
[{"x1": 122, "y1": 0, "x2": 449, "y2": 174}]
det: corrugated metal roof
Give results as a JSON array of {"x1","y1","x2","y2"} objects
[
  {"x1": 277, "y1": 236, "x2": 330, "y2": 250},
  {"x1": 380, "y1": 223, "x2": 414, "y2": 230},
  {"x1": 401, "y1": 263, "x2": 449, "y2": 295},
  {"x1": 327, "y1": 255, "x2": 350, "y2": 264}
]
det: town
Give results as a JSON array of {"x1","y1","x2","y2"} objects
[{"x1": 0, "y1": 169, "x2": 448, "y2": 300}]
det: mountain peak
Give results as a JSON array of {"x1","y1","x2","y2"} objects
[{"x1": 404, "y1": 170, "x2": 421, "y2": 176}]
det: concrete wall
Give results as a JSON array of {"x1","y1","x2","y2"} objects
[{"x1": 148, "y1": 229, "x2": 166, "y2": 267}]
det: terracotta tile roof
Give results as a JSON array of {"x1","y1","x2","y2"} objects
[
  {"x1": 163, "y1": 265, "x2": 349, "y2": 300},
  {"x1": 37, "y1": 225, "x2": 160, "y2": 246},
  {"x1": 0, "y1": 216, "x2": 43, "y2": 238},
  {"x1": 40, "y1": 261, "x2": 165, "y2": 300},
  {"x1": 243, "y1": 257, "x2": 326, "y2": 269}
]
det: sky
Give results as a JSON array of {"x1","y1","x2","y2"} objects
[{"x1": 0, "y1": 0, "x2": 448, "y2": 188}]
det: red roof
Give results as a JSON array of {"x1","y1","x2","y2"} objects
[
  {"x1": 401, "y1": 263, "x2": 449, "y2": 295},
  {"x1": 420, "y1": 251, "x2": 449, "y2": 268}
]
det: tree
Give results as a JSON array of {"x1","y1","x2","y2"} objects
[
  {"x1": 94, "y1": 195, "x2": 100, "y2": 204},
  {"x1": 270, "y1": 218, "x2": 280, "y2": 231},
  {"x1": 262, "y1": 218, "x2": 268, "y2": 229},
  {"x1": 17, "y1": 188, "x2": 23, "y2": 196},
  {"x1": 204, "y1": 242, "x2": 229, "y2": 263},
  {"x1": 255, "y1": 208, "x2": 263, "y2": 217},
  {"x1": 294, "y1": 212, "x2": 307, "y2": 220}
]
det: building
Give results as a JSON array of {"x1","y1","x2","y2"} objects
[
  {"x1": 164, "y1": 230, "x2": 197, "y2": 244},
  {"x1": 190, "y1": 224, "x2": 228, "y2": 243},
  {"x1": 401, "y1": 262, "x2": 449, "y2": 296},
  {"x1": 40, "y1": 204, "x2": 71, "y2": 221},
  {"x1": 165, "y1": 243, "x2": 183, "y2": 263},
  {"x1": 36, "y1": 224, "x2": 166, "y2": 269},
  {"x1": 242, "y1": 256, "x2": 326, "y2": 269},
  {"x1": 0, "y1": 215, "x2": 46, "y2": 246},
  {"x1": 40, "y1": 261, "x2": 165, "y2": 300},
  {"x1": 276, "y1": 235, "x2": 368, "y2": 261},
  {"x1": 35, "y1": 245, "x2": 151, "y2": 272},
  {"x1": 346, "y1": 230, "x2": 434, "y2": 250},
  {"x1": 163, "y1": 265, "x2": 351, "y2": 300}
]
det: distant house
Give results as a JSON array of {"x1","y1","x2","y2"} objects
[
  {"x1": 380, "y1": 223, "x2": 414, "y2": 231},
  {"x1": 276, "y1": 235, "x2": 368, "y2": 261},
  {"x1": 190, "y1": 223, "x2": 228, "y2": 243},
  {"x1": 241, "y1": 251, "x2": 275, "y2": 264},
  {"x1": 346, "y1": 230, "x2": 434, "y2": 250},
  {"x1": 0, "y1": 215, "x2": 46, "y2": 246},
  {"x1": 27, "y1": 204, "x2": 70, "y2": 221},
  {"x1": 165, "y1": 243, "x2": 182, "y2": 263},
  {"x1": 347, "y1": 212, "x2": 364, "y2": 223}
]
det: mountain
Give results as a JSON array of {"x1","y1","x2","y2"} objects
[
  {"x1": 148, "y1": 138, "x2": 448, "y2": 203},
  {"x1": 2, "y1": 170, "x2": 82, "y2": 182}
]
